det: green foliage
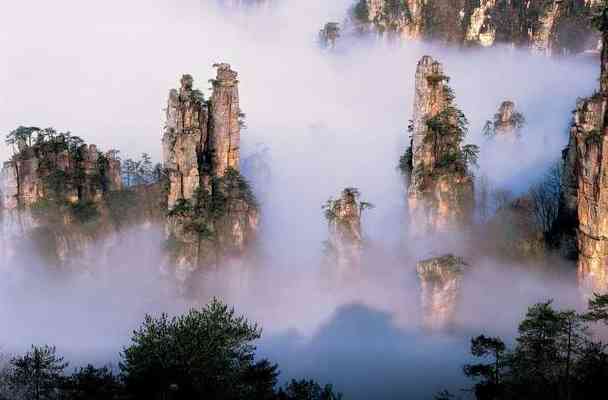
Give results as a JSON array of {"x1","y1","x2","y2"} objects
[
  {"x1": 4, "y1": 303, "x2": 344, "y2": 400},
  {"x1": 398, "y1": 144, "x2": 413, "y2": 176},
  {"x1": 104, "y1": 189, "x2": 139, "y2": 227},
  {"x1": 352, "y1": 0, "x2": 369, "y2": 23},
  {"x1": 461, "y1": 144, "x2": 480, "y2": 169},
  {"x1": 462, "y1": 299, "x2": 607, "y2": 400},
  {"x1": 9, "y1": 345, "x2": 68, "y2": 400},
  {"x1": 122, "y1": 153, "x2": 158, "y2": 187},
  {"x1": 191, "y1": 88, "x2": 205, "y2": 103},
  {"x1": 67, "y1": 365, "x2": 122, "y2": 400},
  {"x1": 167, "y1": 198, "x2": 194, "y2": 218},
  {"x1": 484, "y1": 109, "x2": 526, "y2": 138},
  {"x1": 426, "y1": 73, "x2": 449, "y2": 86},
  {"x1": 5, "y1": 126, "x2": 40, "y2": 150},
  {"x1": 68, "y1": 200, "x2": 100, "y2": 224},
  {"x1": 278, "y1": 379, "x2": 343, "y2": 400},
  {"x1": 322, "y1": 187, "x2": 373, "y2": 223},
  {"x1": 120, "y1": 298, "x2": 278, "y2": 400},
  {"x1": 433, "y1": 390, "x2": 457, "y2": 400},
  {"x1": 585, "y1": 293, "x2": 608, "y2": 323},
  {"x1": 585, "y1": 129, "x2": 604, "y2": 145},
  {"x1": 592, "y1": 1, "x2": 608, "y2": 32}
]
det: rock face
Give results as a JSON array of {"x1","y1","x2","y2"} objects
[
  {"x1": 323, "y1": 188, "x2": 366, "y2": 269},
  {"x1": 351, "y1": 0, "x2": 600, "y2": 55},
  {"x1": 484, "y1": 100, "x2": 525, "y2": 141},
  {"x1": 163, "y1": 65, "x2": 258, "y2": 272},
  {"x1": 0, "y1": 138, "x2": 122, "y2": 211},
  {"x1": 406, "y1": 56, "x2": 475, "y2": 235},
  {"x1": 319, "y1": 22, "x2": 341, "y2": 49},
  {"x1": 559, "y1": 22, "x2": 608, "y2": 293},
  {"x1": 417, "y1": 254, "x2": 467, "y2": 330},
  {"x1": 487, "y1": 196, "x2": 546, "y2": 258},
  {"x1": 0, "y1": 130, "x2": 126, "y2": 267}
]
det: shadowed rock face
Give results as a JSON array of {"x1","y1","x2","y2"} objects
[
  {"x1": 417, "y1": 254, "x2": 467, "y2": 330},
  {"x1": 352, "y1": 0, "x2": 600, "y2": 55},
  {"x1": 558, "y1": 26, "x2": 608, "y2": 294},
  {"x1": 162, "y1": 65, "x2": 258, "y2": 274},
  {"x1": 407, "y1": 56, "x2": 474, "y2": 235},
  {"x1": 325, "y1": 189, "x2": 364, "y2": 270}
]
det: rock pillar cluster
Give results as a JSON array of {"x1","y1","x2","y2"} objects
[
  {"x1": 163, "y1": 64, "x2": 258, "y2": 271},
  {"x1": 0, "y1": 131, "x2": 124, "y2": 266},
  {"x1": 417, "y1": 254, "x2": 467, "y2": 330},
  {"x1": 407, "y1": 56, "x2": 474, "y2": 235},
  {"x1": 352, "y1": 0, "x2": 599, "y2": 55},
  {"x1": 0, "y1": 141, "x2": 122, "y2": 211}
]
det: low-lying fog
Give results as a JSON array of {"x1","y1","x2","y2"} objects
[{"x1": 0, "y1": 0, "x2": 600, "y2": 398}]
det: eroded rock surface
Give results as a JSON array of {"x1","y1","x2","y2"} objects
[
  {"x1": 0, "y1": 130, "x2": 134, "y2": 267},
  {"x1": 417, "y1": 254, "x2": 467, "y2": 330},
  {"x1": 163, "y1": 65, "x2": 258, "y2": 273},
  {"x1": 351, "y1": 0, "x2": 600, "y2": 55},
  {"x1": 558, "y1": 21, "x2": 608, "y2": 293},
  {"x1": 324, "y1": 188, "x2": 368, "y2": 269},
  {"x1": 406, "y1": 56, "x2": 475, "y2": 235},
  {"x1": 484, "y1": 100, "x2": 525, "y2": 141}
]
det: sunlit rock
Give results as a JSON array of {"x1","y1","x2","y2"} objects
[
  {"x1": 323, "y1": 188, "x2": 371, "y2": 270},
  {"x1": 483, "y1": 100, "x2": 525, "y2": 141},
  {"x1": 350, "y1": 0, "x2": 599, "y2": 55},
  {"x1": 558, "y1": 24, "x2": 608, "y2": 294},
  {"x1": 0, "y1": 130, "x2": 126, "y2": 267},
  {"x1": 163, "y1": 65, "x2": 258, "y2": 275},
  {"x1": 417, "y1": 254, "x2": 467, "y2": 330},
  {"x1": 406, "y1": 56, "x2": 475, "y2": 235}
]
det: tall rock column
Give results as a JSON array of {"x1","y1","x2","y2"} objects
[
  {"x1": 163, "y1": 66, "x2": 258, "y2": 274},
  {"x1": 210, "y1": 64, "x2": 240, "y2": 178},
  {"x1": 406, "y1": 56, "x2": 475, "y2": 235},
  {"x1": 162, "y1": 74, "x2": 208, "y2": 209},
  {"x1": 417, "y1": 255, "x2": 467, "y2": 330},
  {"x1": 324, "y1": 188, "x2": 367, "y2": 269},
  {"x1": 559, "y1": 20, "x2": 608, "y2": 293}
]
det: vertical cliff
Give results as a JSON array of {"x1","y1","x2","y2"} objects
[
  {"x1": 417, "y1": 254, "x2": 467, "y2": 330},
  {"x1": 163, "y1": 65, "x2": 258, "y2": 272},
  {"x1": 558, "y1": 13, "x2": 608, "y2": 293},
  {"x1": 351, "y1": 0, "x2": 599, "y2": 55},
  {"x1": 323, "y1": 188, "x2": 371, "y2": 269},
  {"x1": 405, "y1": 56, "x2": 476, "y2": 235}
]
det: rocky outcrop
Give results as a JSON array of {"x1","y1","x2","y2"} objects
[
  {"x1": 406, "y1": 56, "x2": 475, "y2": 235},
  {"x1": 417, "y1": 254, "x2": 467, "y2": 330},
  {"x1": 319, "y1": 22, "x2": 341, "y2": 49},
  {"x1": 163, "y1": 65, "x2": 258, "y2": 272},
  {"x1": 323, "y1": 188, "x2": 370, "y2": 269},
  {"x1": 0, "y1": 129, "x2": 129, "y2": 267},
  {"x1": 558, "y1": 20, "x2": 608, "y2": 293},
  {"x1": 351, "y1": 0, "x2": 600, "y2": 55},
  {"x1": 484, "y1": 101, "x2": 525, "y2": 141}
]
